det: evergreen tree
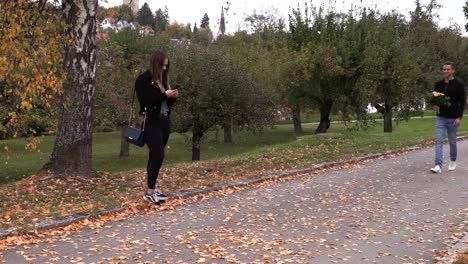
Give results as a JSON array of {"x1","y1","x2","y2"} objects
[
  {"x1": 136, "y1": 3, "x2": 153, "y2": 26},
  {"x1": 200, "y1": 13, "x2": 210, "y2": 28},
  {"x1": 464, "y1": 1, "x2": 468, "y2": 32},
  {"x1": 154, "y1": 8, "x2": 169, "y2": 32},
  {"x1": 118, "y1": 4, "x2": 134, "y2": 22},
  {"x1": 193, "y1": 22, "x2": 198, "y2": 32}
]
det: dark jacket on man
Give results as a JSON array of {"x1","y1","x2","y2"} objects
[{"x1": 433, "y1": 78, "x2": 466, "y2": 119}]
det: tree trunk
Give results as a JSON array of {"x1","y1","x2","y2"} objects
[
  {"x1": 223, "y1": 116, "x2": 232, "y2": 144},
  {"x1": 374, "y1": 103, "x2": 393, "y2": 133},
  {"x1": 315, "y1": 99, "x2": 333, "y2": 134},
  {"x1": 192, "y1": 122, "x2": 203, "y2": 161},
  {"x1": 43, "y1": 0, "x2": 97, "y2": 177},
  {"x1": 291, "y1": 104, "x2": 303, "y2": 137},
  {"x1": 383, "y1": 110, "x2": 393, "y2": 133},
  {"x1": 119, "y1": 127, "x2": 129, "y2": 157}
]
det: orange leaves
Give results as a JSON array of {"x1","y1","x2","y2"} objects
[
  {"x1": 20, "y1": 101, "x2": 32, "y2": 110},
  {"x1": 338, "y1": 195, "x2": 348, "y2": 201},
  {"x1": 0, "y1": 0, "x2": 67, "y2": 129},
  {"x1": 25, "y1": 137, "x2": 41, "y2": 151}
]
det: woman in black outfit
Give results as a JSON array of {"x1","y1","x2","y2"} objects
[{"x1": 135, "y1": 51, "x2": 178, "y2": 205}]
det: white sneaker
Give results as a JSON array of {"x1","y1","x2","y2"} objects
[
  {"x1": 430, "y1": 165, "x2": 442, "y2": 173},
  {"x1": 448, "y1": 161, "x2": 456, "y2": 171}
]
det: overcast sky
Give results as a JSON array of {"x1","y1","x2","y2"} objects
[{"x1": 99, "y1": 0, "x2": 467, "y2": 35}]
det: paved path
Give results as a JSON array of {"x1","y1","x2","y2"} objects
[{"x1": 2, "y1": 141, "x2": 468, "y2": 263}]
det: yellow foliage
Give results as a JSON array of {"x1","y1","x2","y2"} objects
[{"x1": 0, "y1": 0, "x2": 67, "y2": 127}]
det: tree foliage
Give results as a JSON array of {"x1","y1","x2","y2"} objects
[
  {"x1": 0, "y1": 0, "x2": 66, "y2": 139},
  {"x1": 94, "y1": 30, "x2": 171, "y2": 156},
  {"x1": 200, "y1": 13, "x2": 210, "y2": 28},
  {"x1": 136, "y1": 3, "x2": 153, "y2": 26},
  {"x1": 163, "y1": 22, "x2": 192, "y2": 39},
  {"x1": 154, "y1": 6, "x2": 169, "y2": 33},
  {"x1": 170, "y1": 46, "x2": 275, "y2": 160},
  {"x1": 116, "y1": 4, "x2": 134, "y2": 22},
  {"x1": 465, "y1": 1, "x2": 468, "y2": 32},
  {"x1": 357, "y1": 12, "x2": 423, "y2": 132}
]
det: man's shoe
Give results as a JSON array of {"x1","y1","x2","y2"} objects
[
  {"x1": 143, "y1": 192, "x2": 160, "y2": 205},
  {"x1": 448, "y1": 161, "x2": 456, "y2": 171},
  {"x1": 430, "y1": 165, "x2": 442, "y2": 173},
  {"x1": 155, "y1": 188, "x2": 169, "y2": 201}
]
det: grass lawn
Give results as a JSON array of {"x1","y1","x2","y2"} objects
[
  {"x1": 275, "y1": 109, "x2": 436, "y2": 125},
  {"x1": 1, "y1": 116, "x2": 467, "y2": 232},
  {"x1": 0, "y1": 115, "x2": 459, "y2": 185},
  {"x1": 0, "y1": 116, "x2": 468, "y2": 185}
]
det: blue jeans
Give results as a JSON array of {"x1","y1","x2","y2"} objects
[{"x1": 435, "y1": 116, "x2": 458, "y2": 166}]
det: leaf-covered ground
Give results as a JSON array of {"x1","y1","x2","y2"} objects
[
  {"x1": 0, "y1": 136, "x2": 436, "y2": 234},
  {"x1": 0, "y1": 139, "x2": 466, "y2": 263}
]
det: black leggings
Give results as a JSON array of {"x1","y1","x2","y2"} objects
[{"x1": 144, "y1": 117, "x2": 170, "y2": 189}]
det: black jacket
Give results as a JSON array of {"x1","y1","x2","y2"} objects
[
  {"x1": 135, "y1": 70, "x2": 176, "y2": 118},
  {"x1": 433, "y1": 78, "x2": 466, "y2": 119}
]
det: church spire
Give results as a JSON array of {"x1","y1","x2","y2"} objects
[{"x1": 220, "y1": 6, "x2": 226, "y2": 35}]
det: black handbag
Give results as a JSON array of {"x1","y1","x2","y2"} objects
[
  {"x1": 124, "y1": 120, "x2": 145, "y2": 147},
  {"x1": 124, "y1": 87, "x2": 147, "y2": 147}
]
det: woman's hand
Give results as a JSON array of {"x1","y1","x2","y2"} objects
[{"x1": 165, "y1": 89, "x2": 179, "y2": 98}]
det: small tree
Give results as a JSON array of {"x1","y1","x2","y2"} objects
[
  {"x1": 171, "y1": 47, "x2": 274, "y2": 160},
  {"x1": 358, "y1": 12, "x2": 423, "y2": 133},
  {"x1": 136, "y1": 3, "x2": 153, "y2": 26},
  {"x1": 118, "y1": 4, "x2": 134, "y2": 22},
  {"x1": 464, "y1": 1, "x2": 468, "y2": 32},
  {"x1": 200, "y1": 13, "x2": 210, "y2": 28},
  {"x1": 154, "y1": 7, "x2": 169, "y2": 33},
  {"x1": 192, "y1": 27, "x2": 213, "y2": 46},
  {"x1": 164, "y1": 22, "x2": 192, "y2": 39}
]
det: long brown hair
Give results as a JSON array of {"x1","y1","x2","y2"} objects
[{"x1": 149, "y1": 50, "x2": 170, "y2": 88}]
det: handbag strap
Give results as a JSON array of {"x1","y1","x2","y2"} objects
[{"x1": 128, "y1": 86, "x2": 146, "y2": 130}]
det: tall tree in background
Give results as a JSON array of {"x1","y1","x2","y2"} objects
[
  {"x1": 118, "y1": 4, "x2": 134, "y2": 22},
  {"x1": 287, "y1": 4, "x2": 312, "y2": 135},
  {"x1": 154, "y1": 6, "x2": 169, "y2": 33},
  {"x1": 358, "y1": 12, "x2": 421, "y2": 133},
  {"x1": 44, "y1": 0, "x2": 98, "y2": 177},
  {"x1": 200, "y1": 13, "x2": 210, "y2": 28},
  {"x1": 171, "y1": 46, "x2": 274, "y2": 160},
  {"x1": 464, "y1": 1, "x2": 468, "y2": 32},
  {"x1": 136, "y1": 3, "x2": 153, "y2": 26}
]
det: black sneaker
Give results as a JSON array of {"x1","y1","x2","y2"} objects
[
  {"x1": 143, "y1": 192, "x2": 160, "y2": 205},
  {"x1": 155, "y1": 188, "x2": 169, "y2": 201}
]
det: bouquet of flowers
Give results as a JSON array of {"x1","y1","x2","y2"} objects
[{"x1": 426, "y1": 91, "x2": 451, "y2": 110}]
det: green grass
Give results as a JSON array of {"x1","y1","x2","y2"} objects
[
  {"x1": 275, "y1": 110, "x2": 440, "y2": 125},
  {"x1": 1, "y1": 116, "x2": 467, "y2": 185}
]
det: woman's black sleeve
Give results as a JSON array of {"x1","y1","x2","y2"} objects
[{"x1": 135, "y1": 75, "x2": 168, "y2": 108}]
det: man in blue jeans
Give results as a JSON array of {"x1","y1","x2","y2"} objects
[{"x1": 430, "y1": 62, "x2": 466, "y2": 173}]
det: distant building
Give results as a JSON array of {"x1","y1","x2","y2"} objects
[
  {"x1": 139, "y1": 25, "x2": 155, "y2": 36},
  {"x1": 170, "y1": 38, "x2": 191, "y2": 48},
  {"x1": 100, "y1": 17, "x2": 117, "y2": 31},
  {"x1": 123, "y1": 0, "x2": 139, "y2": 15},
  {"x1": 116, "y1": 20, "x2": 136, "y2": 31}
]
